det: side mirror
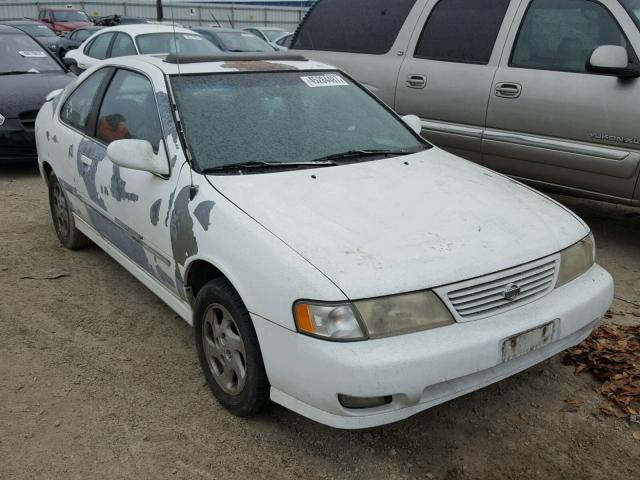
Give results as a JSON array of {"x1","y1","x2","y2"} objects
[
  {"x1": 107, "y1": 139, "x2": 170, "y2": 176},
  {"x1": 402, "y1": 114, "x2": 423, "y2": 135},
  {"x1": 586, "y1": 45, "x2": 639, "y2": 78},
  {"x1": 63, "y1": 57, "x2": 77, "y2": 67},
  {"x1": 45, "y1": 89, "x2": 63, "y2": 102}
]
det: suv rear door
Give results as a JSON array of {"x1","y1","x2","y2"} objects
[
  {"x1": 484, "y1": 0, "x2": 640, "y2": 201},
  {"x1": 291, "y1": 0, "x2": 425, "y2": 107},
  {"x1": 395, "y1": 0, "x2": 519, "y2": 163}
]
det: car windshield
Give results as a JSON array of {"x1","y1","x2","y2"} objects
[
  {"x1": 619, "y1": 0, "x2": 640, "y2": 28},
  {"x1": 171, "y1": 70, "x2": 425, "y2": 172},
  {"x1": 0, "y1": 33, "x2": 62, "y2": 74},
  {"x1": 136, "y1": 32, "x2": 220, "y2": 54},
  {"x1": 262, "y1": 29, "x2": 286, "y2": 42},
  {"x1": 52, "y1": 10, "x2": 90, "y2": 22},
  {"x1": 216, "y1": 31, "x2": 274, "y2": 51},
  {"x1": 18, "y1": 24, "x2": 57, "y2": 37}
]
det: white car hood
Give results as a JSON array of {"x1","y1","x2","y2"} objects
[{"x1": 208, "y1": 148, "x2": 588, "y2": 299}]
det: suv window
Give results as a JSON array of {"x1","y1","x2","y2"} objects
[
  {"x1": 60, "y1": 68, "x2": 110, "y2": 132},
  {"x1": 96, "y1": 70, "x2": 163, "y2": 152},
  {"x1": 415, "y1": 0, "x2": 510, "y2": 64},
  {"x1": 511, "y1": 0, "x2": 630, "y2": 73},
  {"x1": 292, "y1": 0, "x2": 417, "y2": 54},
  {"x1": 86, "y1": 32, "x2": 114, "y2": 59},
  {"x1": 110, "y1": 33, "x2": 137, "y2": 57}
]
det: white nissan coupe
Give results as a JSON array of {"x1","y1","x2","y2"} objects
[{"x1": 35, "y1": 52, "x2": 613, "y2": 429}]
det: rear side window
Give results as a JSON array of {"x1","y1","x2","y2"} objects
[
  {"x1": 415, "y1": 0, "x2": 510, "y2": 64},
  {"x1": 110, "y1": 33, "x2": 137, "y2": 57},
  {"x1": 511, "y1": 0, "x2": 630, "y2": 73},
  {"x1": 60, "y1": 68, "x2": 110, "y2": 132},
  {"x1": 292, "y1": 0, "x2": 417, "y2": 54},
  {"x1": 96, "y1": 70, "x2": 163, "y2": 152},
  {"x1": 86, "y1": 32, "x2": 114, "y2": 59}
]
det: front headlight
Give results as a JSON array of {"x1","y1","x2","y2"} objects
[
  {"x1": 354, "y1": 291, "x2": 454, "y2": 338},
  {"x1": 556, "y1": 233, "x2": 595, "y2": 288},
  {"x1": 294, "y1": 302, "x2": 366, "y2": 340}
]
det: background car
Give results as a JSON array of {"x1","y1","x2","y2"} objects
[
  {"x1": 242, "y1": 27, "x2": 291, "y2": 48},
  {"x1": 292, "y1": 0, "x2": 640, "y2": 208},
  {"x1": 93, "y1": 15, "x2": 151, "y2": 27},
  {"x1": 56, "y1": 26, "x2": 103, "y2": 58},
  {"x1": 192, "y1": 27, "x2": 276, "y2": 52},
  {"x1": 34, "y1": 7, "x2": 93, "y2": 35},
  {"x1": 1, "y1": 20, "x2": 59, "y2": 54},
  {"x1": 64, "y1": 24, "x2": 220, "y2": 72},
  {"x1": 273, "y1": 33, "x2": 293, "y2": 51},
  {"x1": 0, "y1": 25, "x2": 74, "y2": 164}
]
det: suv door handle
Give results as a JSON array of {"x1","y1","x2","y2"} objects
[
  {"x1": 495, "y1": 82, "x2": 522, "y2": 98},
  {"x1": 406, "y1": 74, "x2": 427, "y2": 89}
]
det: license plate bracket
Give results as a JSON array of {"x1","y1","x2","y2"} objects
[{"x1": 502, "y1": 321, "x2": 555, "y2": 362}]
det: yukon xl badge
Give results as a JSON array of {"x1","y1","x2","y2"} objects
[
  {"x1": 590, "y1": 133, "x2": 640, "y2": 145},
  {"x1": 503, "y1": 283, "x2": 521, "y2": 301}
]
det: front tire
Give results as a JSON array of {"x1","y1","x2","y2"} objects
[
  {"x1": 48, "y1": 173, "x2": 91, "y2": 249},
  {"x1": 194, "y1": 279, "x2": 270, "y2": 416}
]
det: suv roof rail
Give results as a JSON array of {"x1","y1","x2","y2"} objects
[{"x1": 164, "y1": 52, "x2": 308, "y2": 64}]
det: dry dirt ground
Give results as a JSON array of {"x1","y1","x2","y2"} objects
[{"x1": 1, "y1": 164, "x2": 639, "y2": 480}]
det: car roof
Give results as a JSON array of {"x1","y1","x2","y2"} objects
[
  {"x1": 99, "y1": 52, "x2": 335, "y2": 76},
  {"x1": 0, "y1": 24, "x2": 25, "y2": 34},
  {"x1": 73, "y1": 26, "x2": 103, "y2": 31},
  {"x1": 90, "y1": 24, "x2": 197, "y2": 36},
  {"x1": 192, "y1": 27, "x2": 246, "y2": 34},
  {"x1": 2, "y1": 20, "x2": 44, "y2": 25}
]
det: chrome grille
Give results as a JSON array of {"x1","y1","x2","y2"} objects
[{"x1": 446, "y1": 260, "x2": 558, "y2": 320}]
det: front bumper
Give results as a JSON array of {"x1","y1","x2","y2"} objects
[
  {"x1": 0, "y1": 119, "x2": 37, "y2": 163},
  {"x1": 252, "y1": 264, "x2": 613, "y2": 429}
]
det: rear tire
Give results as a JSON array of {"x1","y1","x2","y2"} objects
[
  {"x1": 48, "y1": 173, "x2": 91, "y2": 249},
  {"x1": 194, "y1": 279, "x2": 270, "y2": 416}
]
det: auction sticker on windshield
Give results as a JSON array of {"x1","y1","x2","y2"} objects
[
  {"x1": 18, "y1": 51, "x2": 47, "y2": 58},
  {"x1": 300, "y1": 74, "x2": 348, "y2": 88}
]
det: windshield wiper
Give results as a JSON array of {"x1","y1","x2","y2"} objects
[
  {"x1": 314, "y1": 147, "x2": 427, "y2": 163},
  {"x1": 201, "y1": 159, "x2": 338, "y2": 174},
  {"x1": 0, "y1": 70, "x2": 40, "y2": 75}
]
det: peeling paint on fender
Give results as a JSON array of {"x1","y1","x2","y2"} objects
[{"x1": 193, "y1": 200, "x2": 215, "y2": 231}]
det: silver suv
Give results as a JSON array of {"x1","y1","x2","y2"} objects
[{"x1": 292, "y1": 0, "x2": 640, "y2": 207}]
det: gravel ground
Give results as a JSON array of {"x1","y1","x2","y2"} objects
[{"x1": 1, "y1": 164, "x2": 639, "y2": 480}]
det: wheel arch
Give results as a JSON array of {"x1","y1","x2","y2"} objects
[{"x1": 184, "y1": 257, "x2": 244, "y2": 307}]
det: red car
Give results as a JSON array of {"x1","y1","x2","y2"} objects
[{"x1": 34, "y1": 8, "x2": 93, "y2": 35}]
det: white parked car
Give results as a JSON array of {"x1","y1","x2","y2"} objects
[
  {"x1": 35, "y1": 53, "x2": 613, "y2": 429},
  {"x1": 242, "y1": 27, "x2": 291, "y2": 50},
  {"x1": 63, "y1": 24, "x2": 219, "y2": 72}
]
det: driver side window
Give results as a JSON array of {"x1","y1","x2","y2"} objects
[
  {"x1": 95, "y1": 69, "x2": 163, "y2": 152},
  {"x1": 60, "y1": 68, "x2": 111, "y2": 132},
  {"x1": 511, "y1": 0, "x2": 632, "y2": 73}
]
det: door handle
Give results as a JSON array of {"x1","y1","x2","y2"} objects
[
  {"x1": 495, "y1": 82, "x2": 522, "y2": 98},
  {"x1": 406, "y1": 74, "x2": 427, "y2": 89}
]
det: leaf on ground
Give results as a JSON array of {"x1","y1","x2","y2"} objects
[
  {"x1": 632, "y1": 431, "x2": 640, "y2": 441},
  {"x1": 565, "y1": 399, "x2": 585, "y2": 406},
  {"x1": 565, "y1": 324, "x2": 640, "y2": 419}
]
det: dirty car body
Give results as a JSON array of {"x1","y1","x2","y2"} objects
[{"x1": 35, "y1": 53, "x2": 613, "y2": 429}]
